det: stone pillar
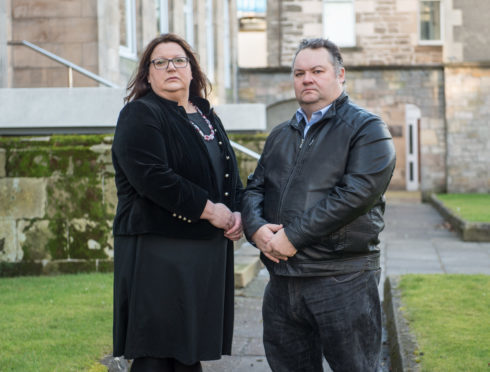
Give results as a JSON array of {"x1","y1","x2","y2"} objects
[
  {"x1": 443, "y1": 0, "x2": 463, "y2": 63},
  {"x1": 140, "y1": 0, "x2": 157, "y2": 51},
  {"x1": 172, "y1": 0, "x2": 185, "y2": 37},
  {"x1": 195, "y1": 0, "x2": 207, "y2": 71},
  {"x1": 229, "y1": 0, "x2": 238, "y2": 102},
  {"x1": 445, "y1": 65, "x2": 490, "y2": 193},
  {"x1": 0, "y1": 0, "x2": 11, "y2": 88},
  {"x1": 266, "y1": 0, "x2": 281, "y2": 67},
  {"x1": 449, "y1": 0, "x2": 490, "y2": 62},
  {"x1": 215, "y1": 0, "x2": 226, "y2": 103},
  {"x1": 97, "y1": 0, "x2": 121, "y2": 86}
]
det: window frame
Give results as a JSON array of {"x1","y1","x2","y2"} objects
[
  {"x1": 418, "y1": 0, "x2": 443, "y2": 45},
  {"x1": 119, "y1": 0, "x2": 137, "y2": 60},
  {"x1": 322, "y1": 0, "x2": 356, "y2": 48}
]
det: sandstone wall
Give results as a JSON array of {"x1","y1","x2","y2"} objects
[
  {"x1": 267, "y1": 0, "x2": 443, "y2": 67},
  {"x1": 445, "y1": 66, "x2": 490, "y2": 193},
  {"x1": 238, "y1": 66, "x2": 447, "y2": 192},
  {"x1": 0, "y1": 134, "x2": 265, "y2": 275},
  {"x1": 453, "y1": 0, "x2": 490, "y2": 63},
  {"x1": 0, "y1": 135, "x2": 115, "y2": 275},
  {"x1": 10, "y1": 0, "x2": 99, "y2": 87}
]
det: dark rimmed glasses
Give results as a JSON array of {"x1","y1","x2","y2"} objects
[{"x1": 150, "y1": 57, "x2": 189, "y2": 70}]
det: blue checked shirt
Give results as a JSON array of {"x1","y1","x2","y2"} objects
[{"x1": 295, "y1": 104, "x2": 332, "y2": 138}]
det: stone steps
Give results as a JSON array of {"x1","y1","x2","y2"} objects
[{"x1": 234, "y1": 241, "x2": 262, "y2": 288}]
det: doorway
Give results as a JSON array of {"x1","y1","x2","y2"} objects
[{"x1": 405, "y1": 104, "x2": 421, "y2": 191}]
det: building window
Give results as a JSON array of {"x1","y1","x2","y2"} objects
[
  {"x1": 157, "y1": 0, "x2": 169, "y2": 34},
  {"x1": 237, "y1": 0, "x2": 266, "y2": 14},
  {"x1": 237, "y1": 0, "x2": 267, "y2": 67},
  {"x1": 119, "y1": 0, "x2": 137, "y2": 59},
  {"x1": 419, "y1": 0, "x2": 442, "y2": 44},
  {"x1": 323, "y1": 0, "x2": 355, "y2": 47}
]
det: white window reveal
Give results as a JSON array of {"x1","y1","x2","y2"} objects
[
  {"x1": 223, "y1": 0, "x2": 231, "y2": 89},
  {"x1": 323, "y1": 0, "x2": 356, "y2": 47},
  {"x1": 119, "y1": 0, "x2": 137, "y2": 59},
  {"x1": 206, "y1": 0, "x2": 215, "y2": 83},
  {"x1": 157, "y1": 0, "x2": 169, "y2": 34},
  {"x1": 419, "y1": 0, "x2": 442, "y2": 44}
]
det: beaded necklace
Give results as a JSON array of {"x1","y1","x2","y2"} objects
[{"x1": 188, "y1": 103, "x2": 216, "y2": 141}]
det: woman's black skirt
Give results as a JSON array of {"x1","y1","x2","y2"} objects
[{"x1": 113, "y1": 233, "x2": 234, "y2": 364}]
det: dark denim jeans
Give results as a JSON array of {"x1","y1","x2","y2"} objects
[{"x1": 262, "y1": 270, "x2": 381, "y2": 372}]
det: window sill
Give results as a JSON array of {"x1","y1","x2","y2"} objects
[
  {"x1": 119, "y1": 46, "x2": 138, "y2": 61},
  {"x1": 418, "y1": 41, "x2": 443, "y2": 46}
]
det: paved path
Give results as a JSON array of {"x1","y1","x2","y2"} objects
[
  {"x1": 202, "y1": 193, "x2": 490, "y2": 371},
  {"x1": 381, "y1": 194, "x2": 490, "y2": 281}
]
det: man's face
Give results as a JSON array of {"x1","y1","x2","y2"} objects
[{"x1": 293, "y1": 48, "x2": 345, "y2": 110}]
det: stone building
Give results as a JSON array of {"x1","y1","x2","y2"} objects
[
  {"x1": 1, "y1": 0, "x2": 488, "y2": 193},
  {"x1": 238, "y1": 0, "x2": 490, "y2": 193},
  {"x1": 0, "y1": 0, "x2": 239, "y2": 103}
]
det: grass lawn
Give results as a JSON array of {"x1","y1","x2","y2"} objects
[
  {"x1": 436, "y1": 193, "x2": 490, "y2": 223},
  {"x1": 399, "y1": 274, "x2": 490, "y2": 372},
  {"x1": 0, "y1": 273, "x2": 113, "y2": 371}
]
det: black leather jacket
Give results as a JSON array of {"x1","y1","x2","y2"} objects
[{"x1": 242, "y1": 93, "x2": 396, "y2": 276}]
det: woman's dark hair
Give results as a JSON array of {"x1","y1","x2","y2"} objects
[{"x1": 125, "y1": 33, "x2": 211, "y2": 103}]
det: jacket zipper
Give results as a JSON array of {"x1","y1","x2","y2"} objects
[
  {"x1": 275, "y1": 121, "x2": 326, "y2": 223},
  {"x1": 275, "y1": 129, "x2": 309, "y2": 222}
]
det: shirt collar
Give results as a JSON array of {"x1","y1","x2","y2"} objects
[{"x1": 295, "y1": 104, "x2": 332, "y2": 126}]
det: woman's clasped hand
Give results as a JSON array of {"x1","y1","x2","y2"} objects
[{"x1": 200, "y1": 201, "x2": 243, "y2": 241}]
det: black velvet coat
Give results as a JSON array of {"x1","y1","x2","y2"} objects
[
  {"x1": 112, "y1": 90, "x2": 242, "y2": 239},
  {"x1": 111, "y1": 90, "x2": 242, "y2": 360}
]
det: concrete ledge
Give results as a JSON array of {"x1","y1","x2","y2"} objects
[
  {"x1": 0, "y1": 88, "x2": 266, "y2": 134},
  {"x1": 383, "y1": 276, "x2": 420, "y2": 372},
  {"x1": 234, "y1": 242, "x2": 262, "y2": 288},
  {"x1": 0, "y1": 88, "x2": 126, "y2": 134},
  {"x1": 0, "y1": 259, "x2": 114, "y2": 277},
  {"x1": 429, "y1": 193, "x2": 490, "y2": 241},
  {"x1": 0, "y1": 251, "x2": 262, "y2": 289}
]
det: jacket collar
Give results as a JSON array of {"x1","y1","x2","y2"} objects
[
  {"x1": 190, "y1": 95, "x2": 212, "y2": 116},
  {"x1": 145, "y1": 90, "x2": 213, "y2": 115},
  {"x1": 326, "y1": 91, "x2": 348, "y2": 118}
]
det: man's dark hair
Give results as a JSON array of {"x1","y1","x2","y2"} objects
[{"x1": 292, "y1": 38, "x2": 344, "y2": 77}]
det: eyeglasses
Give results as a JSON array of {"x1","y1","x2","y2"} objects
[{"x1": 150, "y1": 57, "x2": 189, "y2": 70}]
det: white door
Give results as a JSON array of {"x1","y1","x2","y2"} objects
[{"x1": 405, "y1": 104, "x2": 421, "y2": 191}]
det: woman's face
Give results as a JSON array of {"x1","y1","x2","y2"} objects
[{"x1": 147, "y1": 42, "x2": 193, "y2": 100}]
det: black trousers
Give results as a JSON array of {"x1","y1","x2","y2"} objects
[{"x1": 262, "y1": 270, "x2": 381, "y2": 372}]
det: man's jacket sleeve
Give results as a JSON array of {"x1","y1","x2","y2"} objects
[{"x1": 241, "y1": 133, "x2": 278, "y2": 241}]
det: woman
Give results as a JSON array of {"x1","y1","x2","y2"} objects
[{"x1": 112, "y1": 33, "x2": 243, "y2": 372}]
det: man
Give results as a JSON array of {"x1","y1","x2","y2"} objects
[{"x1": 241, "y1": 38, "x2": 396, "y2": 372}]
